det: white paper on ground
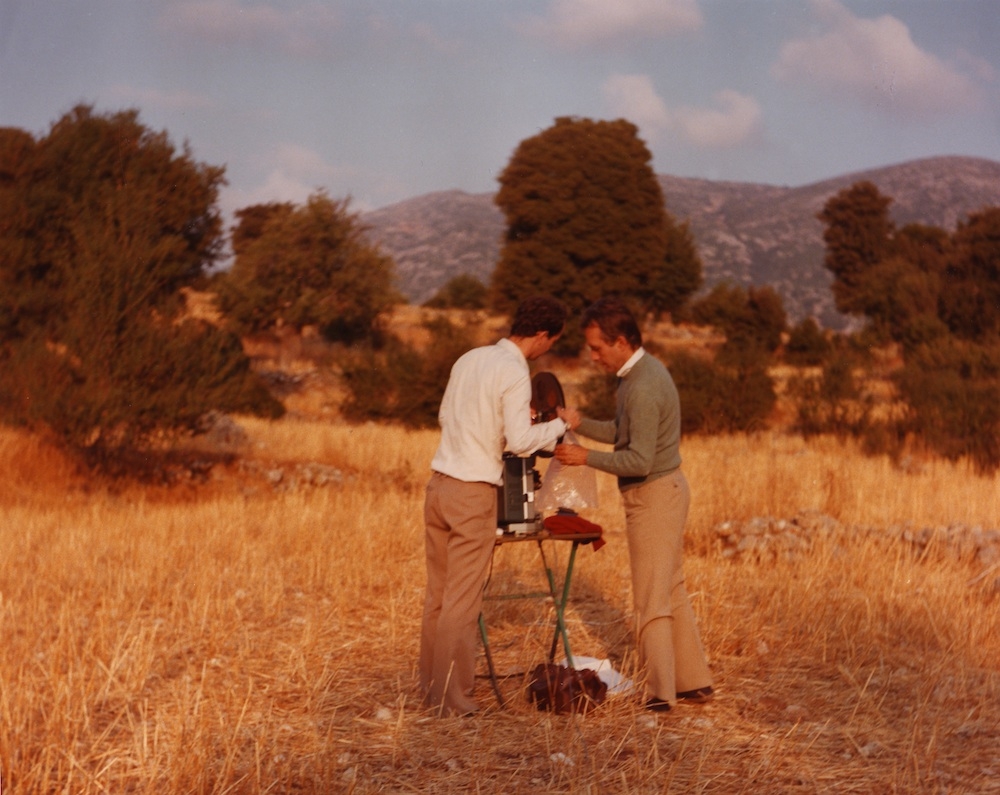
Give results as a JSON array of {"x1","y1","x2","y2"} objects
[{"x1": 560, "y1": 656, "x2": 634, "y2": 695}]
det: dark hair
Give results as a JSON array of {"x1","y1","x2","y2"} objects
[
  {"x1": 510, "y1": 296, "x2": 568, "y2": 338},
  {"x1": 581, "y1": 296, "x2": 642, "y2": 348}
]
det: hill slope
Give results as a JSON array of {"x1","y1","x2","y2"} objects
[{"x1": 362, "y1": 156, "x2": 1000, "y2": 327}]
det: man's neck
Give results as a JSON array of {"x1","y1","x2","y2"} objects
[
  {"x1": 617, "y1": 346, "x2": 645, "y2": 377},
  {"x1": 508, "y1": 333, "x2": 548, "y2": 361}
]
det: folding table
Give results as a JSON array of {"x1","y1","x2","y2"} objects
[{"x1": 477, "y1": 528, "x2": 602, "y2": 707}]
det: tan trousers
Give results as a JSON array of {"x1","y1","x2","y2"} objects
[
  {"x1": 622, "y1": 470, "x2": 712, "y2": 703},
  {"x1": 419, "y1": 472, "x2": 497, "y2": 716}
]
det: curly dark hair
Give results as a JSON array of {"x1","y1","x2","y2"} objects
[
  {"x1": 509, "y1": 296, "x2": 568, "y2": 338},
  {"x1": 581, "y1": 296, "x2": 642, "y2": 348}
]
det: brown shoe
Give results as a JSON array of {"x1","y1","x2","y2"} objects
[
  {"x1": 677, "y1": 686, "x2": 714, "y2": 704},
  {"x1": 644, "y1": 698, "x2": 672, "y2": 712}
]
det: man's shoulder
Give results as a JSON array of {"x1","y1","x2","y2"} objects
[
  {"x1": 453, "y1": 340, "x2": 522, "y2": 373},
  {"x1": 628, "y1": 352, "x2": 677, "y2": 391},
  {"x1": 633, "y1": 350, "x2": 667, "y2": 376},
  {"x1": 459, "y1": 340, "x2": 507, "y2": 362}
]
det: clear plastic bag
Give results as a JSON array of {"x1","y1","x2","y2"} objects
[{"x1": 536, "y1": 430, "x2": 599, "y2": 513}]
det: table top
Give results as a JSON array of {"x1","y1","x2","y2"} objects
[{"x1": 495, "y1": 528, "x2": 602, "y2": 545}]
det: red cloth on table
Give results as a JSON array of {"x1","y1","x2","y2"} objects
[{"x1": 543, "y1": 513, "x2": 606, "y2": 551}]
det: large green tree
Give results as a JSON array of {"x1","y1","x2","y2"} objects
[
  {"x1": 941, "y1": 207, "x2": 1000, "y2": 341},
  {"x1": 216, "y1": 192, "x2": 398, "y2": 343},
  {"x1": 817, "y1": 180, "x2": 894, "y2": 318},
  {"x1": 861, "y1": 223, "x2": 951, "y2": 348},
  {"x1": 491, "y1": 116, "x2": 701, "y2": 351},
  {"x1": 819, "y1": 182, "x2": 1000, "y2": 349},
  {"x1": 818, "y1": 186, "x2": 951, "y2": 348},
  {"x1": 817, "y1": 181, "x2": 1000, "y2": 470},
  {"x1": 0, "y1": 106, "x2": 282, "y2": 457}
]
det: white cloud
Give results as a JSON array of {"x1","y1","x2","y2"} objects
[
  {"x1": 222, "y1": 144, "x2": 342, "y2": 215},
  {"x1": 160, "y1": 1, "x2": 341, "y2": 57},
  {"x1": 219, "y1": 143, "x2": 407, "y2": 222},
  {"x1": 771, "y1": 0, "x2": 981, "y2": 118},
  {"x1": 602, "y1": 75, "x2": 761, "y2": 150},
  {"x1": 602, "y1": 74, "x2": 671, "y2": 139},
  {"x1": 273, "y1": 143, "x2": 341, "y2": 184},
  {"x1": 524, "y1": 0, "x2": 702, "y2": 49},
  {"x1": 223, "y1": 169, "x2": 310, "y2": 213},
  {"x1": 673, "y1": 90, "x2": 763, "y2": 149}
]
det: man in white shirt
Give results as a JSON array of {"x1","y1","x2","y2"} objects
[{"x1": 420, "y1": 296, "x2": 579, "y2": 717}]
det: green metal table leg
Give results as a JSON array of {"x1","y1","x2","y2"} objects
[
  {"x1": 478, "y1": 612, "x2": 506, "y2": 707},
  {"x1": 480, "y1": 533, "x2": 597, "y2": 706},
  {"x1": 543, "y1": 540, "x2": 582, "y2": 668}
]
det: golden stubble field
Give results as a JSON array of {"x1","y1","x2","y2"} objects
[{"x1": 1, "y1": 313, "x2": 999, "y2": 794}]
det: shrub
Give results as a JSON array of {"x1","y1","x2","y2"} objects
[
  {"x1": 790, "y1": 354, "x2": 871, "y2": 439},
  {"x1": 340, "y1": 317, "x2": 476, "y2": 429},
  {"x1": 719, "y1": 365, "x2": 778, "y2": 433},
  {"x1": 785, "y1": 318, "x2": 832, "y2": 366},
  {"x1": 216, "y1": 193, "x2": 398, "y2": 344},
  {"x1": 423, "y1": 274, "x2": 488, "y2": 310},
  {"x1": 1, "y1": 319, "x2": 282, "y2": 469},
  {"x1": 894, "y1": 338, "x2": 1000, "y2": 473},
  {"x1": 578, "y1": 350, "x2": 776, "y2": 436},
  {"x1": 690, "y1": 282, "x2": 787, "y2": 365},
  {"x1": 0, "y1": 106, "x2": 282, "y2": 466}
]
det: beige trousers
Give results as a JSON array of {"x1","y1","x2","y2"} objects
[
  {"x1": 419, "y1": 472, "x2": 497, "y2": 716},
  {"x1": 622, "y1": 470, "x2": 712, "y2": 703}
]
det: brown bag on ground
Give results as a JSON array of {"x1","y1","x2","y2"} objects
[{"x1": 526, "y1": 663, "x2": 607, "y2": 714}]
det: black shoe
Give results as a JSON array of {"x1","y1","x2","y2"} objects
[
  {"x1": 677, "y1": 686, "x2": 714, "y2": 704},
  {"x1": 644, "y1": 698, "x2": 672, "y2": 712}
]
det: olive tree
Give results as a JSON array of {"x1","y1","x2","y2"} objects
[
  {"x1": 0, "y1": 106, "x2": 282, "y2": 460},
  {"x1": 216, "y1": 192, "x2": 398, "y2": 343},
  {"x1": 492, "y1": 116, "x2": 701, "y2": 352}
]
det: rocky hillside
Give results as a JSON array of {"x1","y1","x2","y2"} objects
[{"x1": 361, "y1": 156, "x2": 1000, "y2": 328}]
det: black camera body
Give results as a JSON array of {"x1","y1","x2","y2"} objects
[
  {"x1": 497, "y1": 453, "x2": 542, "y2": 535},
  {"x1": 495, "y1": 371, "x2": 566, "y2": 535}
]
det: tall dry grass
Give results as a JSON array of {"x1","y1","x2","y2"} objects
[{"x1": 1, "y1": 420, "x2": 998, "y2": 793}]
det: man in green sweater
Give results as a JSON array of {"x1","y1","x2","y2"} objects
[{"x1": 555, "y1": 296, "x2": 713, "y2": 712}]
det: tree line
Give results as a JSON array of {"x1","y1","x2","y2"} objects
[
  {"x1": 0, "y1": 106, "x2": 283, "y2": 473},
  {"x1": 816, "y1": 181, "x2": 1000, "y2": 471},
  {"x1": 1, "y1": 107, "x2": 997, "y2": 474}
]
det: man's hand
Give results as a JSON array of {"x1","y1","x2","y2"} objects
[
  {"x1": 557, "y1": 406, "x2": 581, "y2": 430},
  {"x1": 555, "y1": 442, "x2": 589, "y2": 466}
]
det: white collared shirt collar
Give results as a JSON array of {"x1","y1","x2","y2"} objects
[{"x1": 617, "y1": 346, "x2": 645, "y2": 378}]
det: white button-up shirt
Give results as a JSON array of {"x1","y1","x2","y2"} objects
[{"x1": 431, "y1": 338, "x2": 567, "y2": 485}]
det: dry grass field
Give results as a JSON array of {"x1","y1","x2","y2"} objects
[{"x1": 2, "y1": 316, "x2": 999, "y2": 793}]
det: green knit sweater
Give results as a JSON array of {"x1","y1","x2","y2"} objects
[{"x1": 576, "y1": 351, "x2": 682, "y2": 491}]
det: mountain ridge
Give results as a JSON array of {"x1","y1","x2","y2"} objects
[{"x1": 361, "y1": 155, "x2": 1000, "y2": 327}]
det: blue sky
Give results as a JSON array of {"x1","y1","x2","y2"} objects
[{"x1": 2, "y1": 0, "x2": 998, "y2": 222}]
